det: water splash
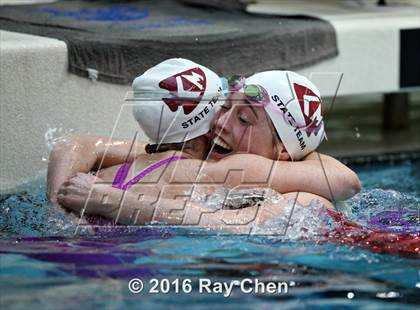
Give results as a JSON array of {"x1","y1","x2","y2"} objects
[
  {"x1": 251, "y1": 197, "x2": 334, "y2": 241},
  {"x1": 346, "y1": 188, "x2": 419, "y2": 234},
  {"x1": 1, "y1": 177, "x2": 418, "y2": 238},
  {"x1": 192, "y1": 187, "x2": 335, "y2": 239},
  {"x1": 0, "y1": 182, "x2": 82, "y2": 236},
  {"x1": 355, "y1": 126, "x2": 360, "y2": 138},
  {"x1": 44, "y1": 127, "x2": 75, "y2": 151},
  {"x1": 192, "y1": 187, "x2": 271, "y2": 210}
]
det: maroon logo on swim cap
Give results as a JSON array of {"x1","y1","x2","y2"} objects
[
  {"x1": 293, "y1": 83, "x2": 323, "y2": 137},
  {"x1": 159, "y1": 67, "x2": 207, "y2": 115}
]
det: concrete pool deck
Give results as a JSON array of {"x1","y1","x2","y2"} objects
[{"x1": 0, "y1": 30, "x2": 143, "y2": 193}]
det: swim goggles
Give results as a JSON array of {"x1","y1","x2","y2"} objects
[
  {"x1": 227, "y1": 75, "x2": 271, "y2": 107},
  {"x1": 227, "y1": 75, "x2": 325, "y2": 137}
]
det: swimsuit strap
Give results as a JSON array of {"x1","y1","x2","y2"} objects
[
  {"x1": 112, "y1": 155, "x2": 186, "y2": 191},
  {"x1": 112, "y1": 162, "x2": 133, "y2": 189}
]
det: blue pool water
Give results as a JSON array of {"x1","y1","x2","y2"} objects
[{"x1": 0, "y1": 160, "x2": 419, "y2": 309}]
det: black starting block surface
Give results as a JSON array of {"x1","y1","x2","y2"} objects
[{"x1": 0, "y1": 0, "x2": 338, "y2": 84}]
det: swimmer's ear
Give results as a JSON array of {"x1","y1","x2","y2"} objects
[
  {"x1": 278, "y1": 148, "x2": 290, "y2": 161},
  {"x1": 275, "y1": 144, "x2": 290, "y2": 161}
]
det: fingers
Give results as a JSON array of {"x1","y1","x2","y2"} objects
[
  {"x1": 56, "y1": 192, "x2": 87, "y2": 215},
  {"x1": 76, "y1": 172, "x2": 98, "y2": 181},
  {"x1": 75, "y1": 172, "x2": 92, "y2": 180},
  {"x1": 57, "y1": 184, "x2": 84, "y2": 196},
  {"x1": 57, "y1": 173, "x2": 112, "y2": 218},
  {"x1": 56, "y1": 193, "x2": 78, "y2": 211},
  {"x1": 73, "y1": 172, "x2": 102, "y2": 187},
  {"x1": 60, "y1": 174, "x2": 92, "y2": 191},
  {"x1": 56, "y1": 193, "x2": 68, "y2": 206}
]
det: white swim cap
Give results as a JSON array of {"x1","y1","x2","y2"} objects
[
  {"x1": 245, "y1": 71, "x2": 326, "y2": 160},
  {"x1": 132, "y1": 58, "x2": 224, "y2": 144}
]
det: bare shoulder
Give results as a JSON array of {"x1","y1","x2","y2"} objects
[
  {"x1": 65, "y1": 134, "x2": 146, "y2": 149},
  {"x1": 207, "y1": 154, "x2": 276, "y2": 178},
  {"x1": 210, "y1": 154, "x2": 277, "y2": 171},
  {"x1": 58, "y1": 134, "x2": 106, "y2": 145}
]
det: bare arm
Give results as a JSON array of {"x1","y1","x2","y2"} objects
[
  {"x1": 49, "y1": 135, "x2": 359, "y2": 206},
  {"x1": 58, "y1": 177, "x2": 265, "y2": 233},
  {"x1": 58, "y1": 174, "x2": 334, "y2": 232},
  {"x1": 47, "y1": 135, "x2": 146, "y2": 204},
  {"x1": 191, "y1": 152, "x2": 360, "y2": 201}
]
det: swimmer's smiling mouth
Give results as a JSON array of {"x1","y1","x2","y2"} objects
[{"x1": 212, "y1": 136, "x2": 232, "y2": 155}]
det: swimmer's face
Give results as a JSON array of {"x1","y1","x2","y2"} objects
[{"x1": 208, "y1": 92, "x2": 286, "y2": 160}]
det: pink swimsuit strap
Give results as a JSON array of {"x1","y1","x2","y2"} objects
[{"x1": 112, "y1": 155, "x2": 186, "y2": 191}]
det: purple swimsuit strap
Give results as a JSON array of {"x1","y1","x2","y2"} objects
[
  {"x1": 112, "y1": 162, "x2": 133, "y2": 189},
  {"x1": 112, "y1": 155, "x2": 186, "y2": 191}
]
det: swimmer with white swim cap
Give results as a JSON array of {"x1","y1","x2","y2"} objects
[
  {"x1": 208, "y1": 70, "x2": 326, "y2": 162},
  {"x1": 52, "y1": 59, "x2": 360, "y2": 229},
  {"x1": 131, "y1": 57, "x2": 225, "y2": 159},
  {"x1": 107, "y1": 58, "x2": 226, "y2": 192},
  {"x1": 245, "y1": 70, "x2": 326, "y2": 160},
  {"x1": 85, "y1": 61, "x2": 328, "y2": 192}
]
